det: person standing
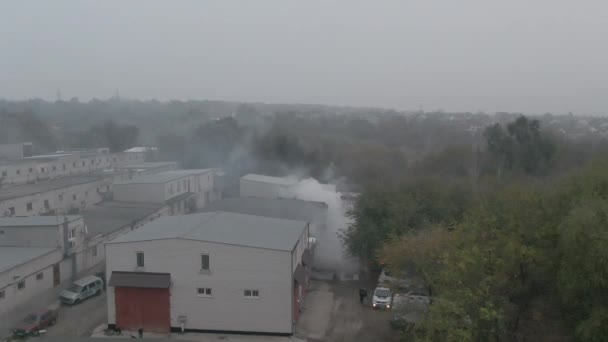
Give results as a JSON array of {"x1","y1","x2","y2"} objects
[{"x1": 359, "y1": 287, "x2": 368, "y2": 304}]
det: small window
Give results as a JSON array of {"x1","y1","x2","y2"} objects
[
  {"x1": 36, "y1": 272, "x2": 44, "y2": 280},
  {"x1": 244, "y1": 289, "x2": 260, "y2": 299},
  {"x1": 136, "y1": 252, "x2": 144, "y2": 267},
  {"x1": 68, "y1": 228, "x2": 76, "y2": 239},
  {"x1": 26, "y1": 202, "x2": 33, "y2": 212},
  {"x1": 16, "y1": 169, "x2": 20, "y2": 175},
  {"x1": 59, "y1": 194, "x2": 64, "y2": 202},
  {"x1": 92, "y1": 245, "x2": 98, "y2": 257},
  {"x1": 201, "y1": 254, "x2": 209, "y2": 271},
  {"x1": 82, "y1": 161, "x2": 85, "y2": 166},
  {"x1": 85, "y1": 191, "x2": 88, "y2": 197},
  {"x1": 8, "y1": 207, "x2": 15, "y2": 216},
  {"x1": 52, "y1": 165, "x2": 56, "y2": 171},
  {"x1": 17, "y1": 280, "x2": 25, "y2": 290},
  {"x1": 28, "y1": 168, "x2": 33, "y2": 173},
  {"x1": 197, "y1": 288, "x2": 212, "y2": 297},
  {"x1": 62, "y1": 164, "x2": 66, "y2": 171},
  {"x1": 1, "y1": 171, "x2": 6, "y2": 177},
  {"x1": 44, "y1": 200, "x2": 50, "y2": 209},
  {"x1": 90, "y1": 160, "x2": 94, "y2": 165},
  {"x1": 0, "y1": 289, "x2": 4, "y2": 299},
  {"x1": 72, "y1": 194, "x2": 77, "y2": 201},
  {"x1": 72, "y1": 162, "x2": 76, "y2": 168},
  {"x1": 41, "y1": 167, "x2": 46, "y2": 173}
]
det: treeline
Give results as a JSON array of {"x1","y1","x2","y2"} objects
[{"x1": 343, "y1": 116, "x2": 608, "y2": 341}]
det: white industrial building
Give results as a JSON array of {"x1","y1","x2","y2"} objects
[
  {"x1": 240, "y1": 174, "x2": 298, "y2": 199},
  {"x1": 0, "y1": 174, "x2": 113, "y2": 217},
  {"x1": 105, "y1": 211, "x2": 311, "y2": 334},
  {"x1": 0, "y1": 216, "x2": 86, "y2": 316},
  {"x1": 113, "y1": 169, "x2": 222, "y2": 214}
]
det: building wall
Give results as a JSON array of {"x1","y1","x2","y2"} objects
[
  {"x1": 106, "y1": 239, "x2": 293, "y2": 334},
  {"x1": 0, "y1": 249, "x2": 63, "y2": 316},
  {"x1": 0, "y1": 143, "x2": 28, "y2": 160},
  {"x1": 240, "y1": 179, "x2": 293, "y2": 199},
  {"x1": 0, "y1": 161, "x2": 39, "y2": 186},
  {"x1": 0, "y1": 178, "x2": 112, "y2": 217},
  {"x1": 113, "y1": 183, "x2": 165, "y2": 203},
  {"x1": 0, "y1": 218, "x2": 85, "y2": 253}
]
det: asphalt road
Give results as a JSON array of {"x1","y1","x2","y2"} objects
[
  {"x1": 297, "y1": 279, "x2": 397, "y2": 342},
  {"x1": 44, "y1": 291, "x2": 107, "y2": 337}
]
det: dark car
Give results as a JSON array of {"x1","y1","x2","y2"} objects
[{"x1": 13, "y1": 309, "x2": 58, "y2": 338}]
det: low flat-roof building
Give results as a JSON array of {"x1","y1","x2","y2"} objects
[
  {"x1": 105, "y1": 211, "x2": 311, "y2": 335},
  {"x1": 0, "y1": 246, "x2": 63, "y2": 316},
  {"x1": 113, "y1": 169, "x2": 222, "y2": 214},
  {"x1": 239, "y1": 174, "x2": 298, "y2": 199},
  {"x1": 0, "y1": 174, "x2": 113, "y2": 217}
]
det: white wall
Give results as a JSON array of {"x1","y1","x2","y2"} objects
[
  {"x1": 0, "y1": 218, "x2": 85, "y2": 253},
  {"x1": 113, "y1": 183, "x2": 164, "y2": 203},
  {"x1": 240, "y1": 179, "x2": 293, "y2": 199},
  {"x1": 106, "y1": 238, "x2": 293, "y2": 334},
  {"x1": 0, "y1": 178, "x2": 112, "y2": 217},
  {"x1": 0, "y1": 249, "x2": 63, "y2": 316}
]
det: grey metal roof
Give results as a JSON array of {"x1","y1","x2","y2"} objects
[
  {"x1": 113, "y1": 169, "x2": 213, "y2": 185},
  {"x1": 114, "y1": 162, "x2": 176, "y2": 170},
  {"x1": 109, "y1": 211, "x2": 307, "y2": 251},
  {"x1": 202, "y1": 197, "x2": 327, "y2": 224},
  {"x1": 109, "y1": 271, "x2": 171, "y2": 288},
  {"x1": 82, "y1": 201, "x2": 163, "y2": 237},
  {"x1": 0, "y1": 175, "x2": 108, "y2": 202},
  {"x1": 0, "y1": 246, "x2": 57, "y2": 273},
  {"x1": 241, "y1": 174, "x2": 297, "y2": 186},
  {"x1": 0, "y1": 215, "x2": 81, "y2": 227}
]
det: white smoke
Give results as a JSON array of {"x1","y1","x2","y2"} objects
[{"x1": 289, "y1": 177, "x2": 359, "y2": 274}]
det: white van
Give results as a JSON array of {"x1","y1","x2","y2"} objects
[{"x1": 59, "y1": 275, "x2": 104, "y2": 305}]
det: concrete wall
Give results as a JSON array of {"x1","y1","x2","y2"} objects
[
  {"x1": 0, "y1": 248, "x2": 63, "y2": 316},
  {"x1": 0, "y1": 161, "x2": 39, "y2": 186},
  {"x1": 0, "y1": 218, "x2": 85, "y2": 253},
  {"x1": 0, "y1": 143, "x2": 28, "y2": 160},
  {"x1": 240, "y1": 179, "x2": 294, "y2": 199},
  {"x1": 106, "y1": 239, "x2": 293, "y2": 334},
  {"x1": 0, "y1": 178, "x2": 112, "y2": 217},
  {"x1": 113, "y1": 183, "x2": 165, "y2": 204}
]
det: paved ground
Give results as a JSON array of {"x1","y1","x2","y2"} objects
[
  {"x1": 296, "y1": 279, "x2": 397, "y2": 342},
  {"x1": 0, "y1": 263, "x2": 104, "y2": 340},
  {"x1": 44, "y1": 291, "x2": 108, "y2": 337}
]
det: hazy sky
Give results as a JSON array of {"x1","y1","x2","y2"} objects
[{"x1": 1, "y1": 1, "x2": 606, "y2": 114}]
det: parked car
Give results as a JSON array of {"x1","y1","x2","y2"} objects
[
  {"x1": 372, "y1": 286, "x2": 392, "y2": 309},
  {"x1": 13, "y1": 309, "x2": 58, "y2": 338},
  {"x1": 59, "y1": 275, "x2": 104, "y2": 305}
]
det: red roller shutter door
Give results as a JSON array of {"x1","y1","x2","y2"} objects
[{"x1": 115, "y1": 287, "x2": 170, "y2": 333}]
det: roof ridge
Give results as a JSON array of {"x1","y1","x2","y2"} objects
[{"x1": 180, "y1": 211, "x2": 221, "y2": 238}]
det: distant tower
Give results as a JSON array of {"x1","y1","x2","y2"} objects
[{"x1": 56, "y1": 89, "x2": 62, "y2": 102}]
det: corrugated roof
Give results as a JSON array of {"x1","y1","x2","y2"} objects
[
  {"x1": 0, "y1": 246, "x2": 58, "y2": 273},
  {"x1": 109, "y1": 211, "x2": 307, "y2": 251},
  {"x1": 82, "y1": 201, "x2": 163, "y2": 237},
  {"x1": 0, "y1": 216, "x2": 81, "y2": 227},
  {"x1": 202, "y1": 197, "x2": 327, "y2": 223},
  {"x1": 241, "y1": 174, "x2": 297, "y2": 186},
  {"x1": 113, "y1": 169, "x2": 213, "y2": 185}
]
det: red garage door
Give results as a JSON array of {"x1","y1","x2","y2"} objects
[{"x1": 115, "y1": 287, "x2": 170, "y2": 333}]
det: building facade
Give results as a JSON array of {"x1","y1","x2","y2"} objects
[{"x1": 105, "y1": 212, "x2": 310, "y2": 334}]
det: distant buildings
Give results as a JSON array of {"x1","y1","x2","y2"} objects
[{"x1": 0, "y1": 143, "x2": 225, "y2": 323}]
